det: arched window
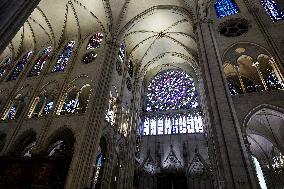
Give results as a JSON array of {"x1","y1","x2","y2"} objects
[
  {"x1": 28, "y1": 46, "x2": 52, "y2": 77},
  {"x1": 60, "y1": 84, "x2": 91, "y2": 115},
  {"x1": 28, "y1": 95, "x2": 55, "y2": 118},
  {"x1": 215, "y1": 0, "x2": 239, "y2": 18},
  {"x1": 118, "y1": 42, "x2": 126, "y2": 62},
  {"x1": 82, "y1": 51, "x2": 97, "y2": 64},
  {"x1": 87, "y1": 33, "x2": 104, "y2": 50},
  {"x1": 52, "y1": 41, "x2": 75, "y2": 72},
  {"x1": 0, "y1": 57, "x2": 11, "y2": 78},
  {"x1": 2, "y1": 94, "x2": 26, "y2": 120},
  {"x1": 7, "y1": 51, "x2": 33, "y2": 81},
  {"x1": 252, "y1": 156, "x2": 267, "y2": 189},
  {"x1": 261, "y1": 0, "x2": 284, "y2": 22}
]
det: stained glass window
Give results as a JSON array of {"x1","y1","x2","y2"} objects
[
  {"x1": 261, "y1": 0, "x2": 284, "y2": 22},
  {"x1": 215, "y1": 0, "x2": 239, "y2": 18},
  {"x1": 0, "y1": 58, "x2": 11, "y2": 78},
  {"x1": 52, "y1": 41, "x2": 75, "y2": 72},
  {"x1": 82, "y1": 51, "x2": 97, "y2": 64},
  {"x1": 93, "y1": 147, "x2": 105, "y2": 188},
  {"x1": 7, "y1": 51, "x2": 33, "y2": 81},
  {"x1": 28, "y1": 46, "x2": 52, "y2": 77},
  {"x1": 118, "y1": 42, "x2": 126, "y2": 62},
  {"x1": 43, "y1": 100, "x2": 54, "y2": 115},
  {"x1": 266, "y1": 70, "x2": 284, "y2": 90},
  {"x1": 6, "y1": 105, "x2": 17, "y2": 120},
  {"x1": 87, "y1": 33, "x2": 103, "y2": 50},
  {"x1": 146, "y1": 70, "x2": 197, "y2": 112}
]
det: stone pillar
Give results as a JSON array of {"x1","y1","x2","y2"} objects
[
  {"x1": 194, "y1": 10, "x2": 258, "y2": 189},
  {"x1": 0, "y1": 0, "x2": 41, "y2": 53}
]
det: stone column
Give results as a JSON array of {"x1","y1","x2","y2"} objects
[
  {"x1": 0, "y1": 0, "x2": 41, "y2": 53},
  {"x1": 194, "y1": 8, "x2": 258, "y2": 189}
]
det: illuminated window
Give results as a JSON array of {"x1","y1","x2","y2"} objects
[
  {"x1": 28, "y1": 46, "x2": 52, "y2": 77},
  {"x1": 105, "y1": 89, "x2": 118, "y2": 126},
  {"x1": 253, "y1": 157, "x2": 267, "y2": 189},
  {"x1": 87, "y1": 33, "x2": 103, "y2": 50},
  {"x1": 128, "y1": 60, "x2": 134, "y2": 77},
  {"x1": 118, "y1": 42, "x2": 126, "y2": 62},
  {"x1": 261, "y1": 0, "x2": 284, "y2": 22},
  {"x1": 215, "y1": 0, "x2": 239, "y2": 18},
  {"x1": 0, "y1": 58, "x2": 11, "y2": 78},
  {"x1": 146, "y1": 70, "x2": 198, "y2": 112},
  {"x1": 7, "y1": 51, "x2": 33, "y2": 81},
  {"x1": 82, "y1": 51, "x2": 97, "y2": 64},
  {"x1": 52, "y1": 41, "x2": 75, "y2": 72}
]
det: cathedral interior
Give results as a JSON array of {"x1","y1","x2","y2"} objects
[{"x1": 0, "y1": 0, "x2": 284, "y2": 188}]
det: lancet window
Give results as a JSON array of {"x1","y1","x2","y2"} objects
[
  {"x1": 28, "y1": 46, "x2": 52, "y2": 77},
  {"x1": 87, "y1": 33, "x2": 104, "y2": 50},
  {"x1": 215, "y1": 0, "x2": 239, "y2": 18},
  {"x1": 52, "y1": 41, "x2": 75, "y2": 72},
  {"x1": 2, "y1": 94, "x2": 26, "y2": 120},
  {"x1": 118, "y1": 42, "x2": 126, "y2": 63},
  {"x1": 261, "y1": 0, "x2": 284, "y2": 22},
  {"x1": 128, "y1": 60, "x2": 134, "y2": 78},
  {"x1": 105, "y1": 87, "x2": 118, "y2": 126},
  {"x1": 0, "y1": 57, "x2": 11, "y2": 78},
  {"x1": 59, "y1": 84, "x2": 91, "y2": 115},
  {"x1": 7, "y1": 51, "x2": 33, "y2": 81}
]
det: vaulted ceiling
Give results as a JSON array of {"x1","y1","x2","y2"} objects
[{"x1": 0, "y1": 0, "x2": 199, "y2": 82}]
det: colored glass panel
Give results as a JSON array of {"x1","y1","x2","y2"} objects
[
  {"x1": 215, "y1": 0, "x2": 239, "y2": 18},
  {"x1": 52, "y1": 41, "x2": 75, "y2": 72},
  {"x1": 7, "y1": 51, "x2": 33, "y2": 81},
  {"x1": 261, "y1": 0, "x2": 284, "y2": 22},
  {"x1": 28, "y1": 46, "x2": 52, "y2": 77}
]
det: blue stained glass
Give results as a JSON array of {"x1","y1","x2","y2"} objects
[
  {"x1": 62, "y1": 99, "x2": 79, "y2": 113},
  {"x1": 7, "y1": 51, "x2": 33, "y2": 81},
  {"x1": 146, "y1": 70, "x2": 197, "y2": 112},
  {"x1": 7, "y1": 105, "x2": 17, "y2": 120},
  {"x1": 118, "y1": 42, "x2": 126, "y2": 62},
  {"x1": 261, "y1": 0, "x2": 284, "y2": 22},
  {"x1": 266, "y1": 71, "x2": 284, "y2": 90},
  {"x1": 0, "y1": 58, "x2": 11, "y2": 78},
  {"x1": 52, "y1": 41, "x2": 75, "y2": 72},
  {"x1": 215, "y1": 0, "x2": 239, "y2": 18},
  {"x1": 87, "y1": 33, "x2": 103, "y2": 50},
  {"x1": 43, "y1": 101, "x2": 54, "y2": 115},
  {"x1": 28, "y1": 46, "x2": 52, "y2": 77}
]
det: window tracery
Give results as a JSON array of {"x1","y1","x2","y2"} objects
[
  {"x1": 143, "y1": 70, "x2": 202, "y2": 136},
  {"x1": 146, "y1": 70, "x2": 198, "y2": 112},
  {"x1": 261, "y1": 0, "x2": 284, "y2": 22},
  {"x1": 215, "y1": 0, "x2": 239, "y2": 18},
  {"x1": 7, "y1": 51, "x2": 33, "y2": 81},
  {"x1": 28, "y1": 46, "x2": 52, "y2": 77},
  {"x1": 28, "y1": 95, "x2": 55, "y2": 118},
  {"x1": 0, "y1": 57, "x2": 11, "y2": 78},
  {"x1": 60, "y1": 84, "x2": 91, "y2": 115},
  {"x1": 87, "y1": 33, "x2": 104, "y2": 50},
  {"x1": 52, "y1": 41, "x2": 75, "y2": 72}
]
